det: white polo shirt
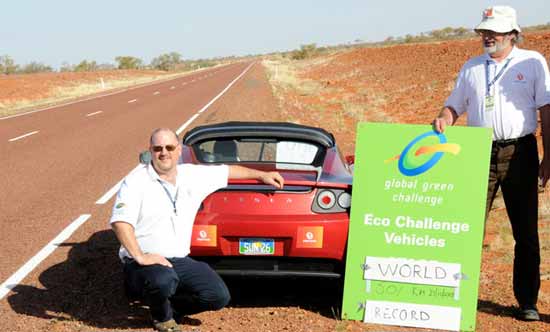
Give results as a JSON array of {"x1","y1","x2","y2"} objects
[
  {"x1": 109, "y1": 163, "x2": 229, "y2": 260},
  {"x1": 445, "y1": 46, "x2": 550, "y2": 140}
]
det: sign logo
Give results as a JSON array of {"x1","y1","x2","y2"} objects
[{"x1": 386, "y1": 131, "x2": 461, "y2": 176}]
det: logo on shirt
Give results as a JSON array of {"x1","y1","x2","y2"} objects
[
  {"x1": 514, "y1": 72, "x2": 526, "y2": 83},
  {"x1": 385, "y1": 131, "x2": 461, "y2": 176},
  {"x1": 115, "y1": 202, "x2": 126, "y2": 209}
]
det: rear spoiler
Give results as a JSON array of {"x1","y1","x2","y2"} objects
[
  {"x1": 139, "y1": 151, "x2": 325, "y2": 186},
  {"x1": 275, "y1": 163, "x2": 323, "y2": 182}
]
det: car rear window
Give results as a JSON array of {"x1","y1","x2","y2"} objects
[{"x1": 194, "y1": 139, "x2": 321, "y2": 165}]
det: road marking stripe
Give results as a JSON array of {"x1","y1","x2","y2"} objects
[
  {"x1": 177, "y1": 62, "x2": 254, "y2": 132},
  {"x1": 0, "y1": 214, "x2": 91, "y2": 300},
  {"x1": 196, "y1": 62, "x2": 254, "y2": 115},
  {"x1": 96, "y1": 63, "x2": 255, "y2": 205},
  {"x1": 153, "y1": 91, "x2": 160, "y2": 95},
  {"x1": 8, "y1": 131, "x2": 39, "y2": 142},
  {"x1": 86, "y1": 111, "x2": 103, "y2": 117},
  {"x1": 176, "y1": 114, "x2": 200, "y2": 135},
  {"x1": 95, "y1": 164, "x2": 143, "y2": 204},
  {"x1": 0, "y1": 66, "x2": 221, "y2": 121},
  {"x1": 128, "y1": 99, "x2": 137, "y2": 103}
]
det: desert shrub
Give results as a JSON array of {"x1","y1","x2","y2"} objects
[
  {"x1": 291, "y1": 43, "x2": 318, "y2": 60},
  {"x1": 115, "y1": 56, "x2": 143, "y2": 70},
  {"x1": 19, "y1": 62, "x2": 53, "y2": 73},
  {"x1": 151, "y1": 52, "x2": 182, "y2": 71},
  {"x1": 0, "y1": 55, "x2": 18, "y2": 74},
  {"x1": 74, "y1": 60, "x2": 99, "y2": 72}
]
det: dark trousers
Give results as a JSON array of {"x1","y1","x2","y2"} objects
[
  {"x1": 123, "y1": 256, "x2": 230, "y2": 322},
  {"x1": 485, "y1": 134, "x2": 540, "y2": 307}
]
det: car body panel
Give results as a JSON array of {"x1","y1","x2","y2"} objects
[{"x1": 181, "y1": 122, "x2": 353, "y2": 278}]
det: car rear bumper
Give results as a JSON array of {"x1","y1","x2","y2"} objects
[{"x1": 191, "y1": 256, "x2": 344, "y2": 278}]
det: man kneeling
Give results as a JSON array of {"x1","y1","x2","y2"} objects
[{"x1": 110, "y1": 128, "x2": 284, "y2": 332}]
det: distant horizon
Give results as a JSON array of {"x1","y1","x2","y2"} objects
[
  {"x1": 5, "y1": 23, "x2": 550, "y2": 71},
  {"x1": 2, "y1": 1, "x2": 548, "y2": 69}
]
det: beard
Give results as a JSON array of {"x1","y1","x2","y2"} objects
[{"x1": 483, "y1": 38, "x2": 511, "y2": 55}]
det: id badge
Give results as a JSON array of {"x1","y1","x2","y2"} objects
[{"x1": 485, "y1": 95, "x2": 495, "y2": 112}]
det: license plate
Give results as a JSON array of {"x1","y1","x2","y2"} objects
[{"x1": 239, "y1": 238, "x2": 274, "y2": 255}]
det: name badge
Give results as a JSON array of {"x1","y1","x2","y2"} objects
[{"x1": 485, "y1": 95, "x2": 495, "y2": 112}]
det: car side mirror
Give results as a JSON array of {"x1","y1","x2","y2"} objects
[{"x1": 139, "y1": 150, "x2": 151, "y2": 164}]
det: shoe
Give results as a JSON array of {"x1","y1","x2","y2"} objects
[
  {"x1": 153, "y1": 319, "x2": 182, "y2": 332},
  {"x1": 176, "y1": 316, "x2": 202, "y2": 326},
  {"x1": 517, "y1": 306, "x2": 540, "y2": 321}
]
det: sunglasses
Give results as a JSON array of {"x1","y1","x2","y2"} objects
[{"x1": 152, "y1": 144, "x2": 178, "y2": 152}]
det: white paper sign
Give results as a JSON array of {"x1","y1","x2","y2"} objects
[
  {"x1": 364, "y1": 300, "x2": 461, "y2": 331},
  {"x1": 364, "y1": 256, "x2": 461, "y2": 287},
  {"x1": 276, "y1": 142, "x2": 317, "y2": 163}
]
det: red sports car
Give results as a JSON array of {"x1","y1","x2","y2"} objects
[{"x1": 182, "y1": 122, "x2": 353, "y2": 278}]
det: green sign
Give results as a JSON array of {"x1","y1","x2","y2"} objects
[{"x1": 342, "y1": 123, "x2": 492, "y2": 331}]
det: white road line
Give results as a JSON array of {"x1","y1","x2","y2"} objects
[
  {"x1": 86, "y1": 111, "x2": 103, "y2": 117},
  {"x1": 95, "y1": 164, "x2": 143, "y2": 204},
  {"x1": 196, "y1": 62, "x2": 254, "y2": 115},
  {"x1": 0, "y1": 214, "x2": 91, "y2": 300},
  {"x1": 128, "y1": 99, "x2": 137, "y2": 103},
  {"x1": 95, "y1": 63, "x2": 254, "y2": 204},
  {"x1": 8, "y1": 130, "x2": 39, "y2": 142},
  {"x1": 96, "y1": 63, "x2": 255, "y2": 205},
  {"x1": 0, "y1": 68, "x2": 212, "y2": 121},
  {"x1": 176, "y1": 114, "x2": 200, "y2": 135},
  {"x1": 153, "y1": 91, "x2": 160, "y2": 95}
]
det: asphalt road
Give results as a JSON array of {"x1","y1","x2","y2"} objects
[{"x1": 0, "y1": 62, "x2": 252, "y2": 287}]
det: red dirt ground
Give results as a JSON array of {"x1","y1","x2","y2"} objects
[{"x1": 0, "y1": 70, "x2": 174, "y2": 116}]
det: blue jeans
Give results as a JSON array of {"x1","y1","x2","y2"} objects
[{"x1": 123, "y1": 256, "x2": 230, "y2": 322}]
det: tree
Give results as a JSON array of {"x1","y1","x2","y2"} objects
[
  {"x1": 73, "y1": 60, "x2": 99, "y2": 72},
  {"x1": 151, "y1": 52, "x2": 182, "y2": 71},
  {"x1": 60, "y1": 62, "x2": 74, "y2": 72},
  {"x1": 115, "y1": 56, "x2": 143, "y2": 70},
  {"x1": 291, "y1": 43, "x2": 318, "y2": 60},
  {"x1": 0, "y1": 55, "x2": 18, "y2": 74},
  {"x1": 19, "y1": 61, "x2": 53, "y2": 74}
]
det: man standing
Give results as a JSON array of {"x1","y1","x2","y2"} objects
[
  {"x1": 110, "y1": 128, "x2": 284, "y2": 332},
  {"x1": 433, "y1": 6, "x2": 550, "y2": 321}
]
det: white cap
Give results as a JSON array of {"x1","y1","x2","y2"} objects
[{"x1": 475, "y1": 6, "x2": 521, "y2": 33}]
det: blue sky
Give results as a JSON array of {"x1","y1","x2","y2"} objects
[{"x1": 1, "y1": 0, "x2": 548, "y2": 68}]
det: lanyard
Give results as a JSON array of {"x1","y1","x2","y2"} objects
[
  {"x1": 485, "y1": 58, "x2": 512, "y2": 96},
  {"x1": 158, "y1": 180, "x2": 179, "y2": 214}
]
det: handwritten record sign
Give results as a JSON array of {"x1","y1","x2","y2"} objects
[{"x1": 341, "y1": 123, "x2": 492, "y2": 331}]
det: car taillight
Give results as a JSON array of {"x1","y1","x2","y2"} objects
[
  {"x1": 338, "y1": 192, "x2": 351, "y2": 209},
  {"x1": 317, "y1": 190, "x2": 336, "y2": 209},
  {"x1": 312, "y1": 189, "x2": 351, "y2": 213}
]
